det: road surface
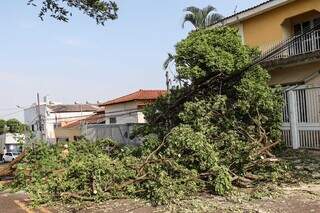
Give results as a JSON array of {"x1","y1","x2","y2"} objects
[{"x1": 0, "y1": 192, "x2": 54, "y2": 213}]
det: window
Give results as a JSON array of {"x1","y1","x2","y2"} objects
[
  {"x1": 110, "y1": 117, "x2": 117, "y2": 124},
  {"x1": 314, "y1": 18, "x2": 320, "y2": 49},
  {"x1": 5, "y1": 153, "x2": 12, "y2": 156},
  {"x1": 291, "y1": 18, "x2": 320, "y2": 55},
  {"x1": 302, "y1": 21, "x2": 311, "y2": 32},
  {"x1": 293, "y1": 20, "x2": 313, "y2": 35},
  {"x1": 293, "y1": 23, "x2": 302, "y2": 36},
  {"x1": 56, "y1": 138, "x2": 69, "y2": 143},
  {"x1": 74, "y1": 136, "x2": 81, "y2": 141},
  {"x1": 314, "y1": 18, "x2": 320, "y2": 29},
  {"x1": 31, "y1": 124, "x2": 38, "y2": 132}
]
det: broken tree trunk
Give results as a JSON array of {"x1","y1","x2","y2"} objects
[{"x1": 0, "y1": 151, "x2": 26, "y2": 177}]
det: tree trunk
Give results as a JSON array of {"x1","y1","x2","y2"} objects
[{"x1": 0, "y1": 151, "x2": 26, "y2": 177}]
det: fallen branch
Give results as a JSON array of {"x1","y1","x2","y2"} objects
[
  {"x1": 60, "y1": 192, "x2": 95, "y2": 201},
  {"x1": 0, "y1": 151, "x2": 27, "y2": 177},
  {"x1": 0, "y1": 180, "x2": 13, "y2": 185},
  {"x1": 257, "y1": 141, "x2": 280, "y2": 156},
  {"x1": 244, "y1": 173, "x2": 261, "y2": 181},
  {"x1": 244, "y1": 157, "x2": 280, "y2": 172},
  {"x1": 105, "y1": 173, "x2": 149, "y2": 192},
  {"x1": 232, "y1": 176, "x2": 254, "y2": 188},
  {"x1": 117, "y1": 174, "x2": 149, "y2": 190},
  {"x1": 138, "y1": 130, "x2": 173, "y2": 175}
]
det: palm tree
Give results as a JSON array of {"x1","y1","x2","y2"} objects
[
  {"x1": 182, "y1": 6, "x2": 224, "y2": 29},
  {"x1": 163, "y1": 53, "x2": 175, "y2": 91},
  {"x1": 163, "y1": 53, "x2": 175, "y2": 71},
  {"x1": 163, "y1": 5, "x2": 223, "y2": 90}
]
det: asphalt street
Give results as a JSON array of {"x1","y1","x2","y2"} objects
[{"x1": 0, "y1": 192, "x2": 54, "y2": 213}]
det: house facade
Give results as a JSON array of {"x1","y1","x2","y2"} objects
[
  {"x1": 99, "y1": 90, "x2": 166, "y2": 125},
  {"x1": 61, "y1": 109, "x2": 106, "y2": 140},
  {"x1": 57, "y1": 90, "x2": 165, "y2": 144},
  {"x1": 215, "y1": 0, "x2": 320, "y2": 86},
  {"x1": 215, "y1": 0, "x2": 320, "y2": 149},
  {"x1": 24, "y1": 99, "x2": 99, "y2": 143}
]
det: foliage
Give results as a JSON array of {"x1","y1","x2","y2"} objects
[
  {"x1": 6, "y1": 119, "x2": 27, "y2": 134},
  {"x1": 0, "y1": 120, "x2": 6, "y2": 135},
  {"x1": 14, "y1": 140, "x2": 199, "y2": 205},
  {"x1": 13, "y1": 27, "x2": 283, "y2": 206},
  {"x1": 143, "y1": 27, "x2": 283, "y2": 197},
  {"x1": 0, "y1": 119, "x2": 27, "y2": 135},
  {"x1": 182, "y1": 6, "x2": 224, "y2": 29},
  {"x1": 27, "y1": 0, "x2": 118, "y2": 25},
  {"x1": 164, "y1": 5, "x2": 223, "y2": 89},
  {"x1": 176, "y1": 28, "x2": 254, "y2": 81}
]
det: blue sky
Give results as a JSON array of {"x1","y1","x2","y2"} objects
[{"x1": 0, "y1": 0, "x2": 264, "y2": 120}]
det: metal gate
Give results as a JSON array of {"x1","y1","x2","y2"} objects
[{"x1": 282, "y1": 86, "x2": 320, "y2": 149}]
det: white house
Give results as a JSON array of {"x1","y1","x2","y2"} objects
[
  {"x1": 24, "y1": 98, "x2": 100, "y2": 143},
  {"x1": 99, "y1": 90, "x2": 166, "y2": 125}
]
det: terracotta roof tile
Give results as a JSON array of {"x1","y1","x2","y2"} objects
[
  {"x1": 63, "y1": 112, "x2": 105, "y2": 128},
  {"x1": 100, "y1": 90, "x2": 166, "y2": 106}
]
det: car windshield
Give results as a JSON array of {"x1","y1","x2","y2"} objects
[{"x1": 12, "y1": 152, "x2": 20, "y2": 156}]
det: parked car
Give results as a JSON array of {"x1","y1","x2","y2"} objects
[{"x1": 3, "y1": 152, "x2": 20, "y2": 163}]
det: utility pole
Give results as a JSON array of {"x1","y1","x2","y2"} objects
[
  {"x1": 80, "y1": 102, "x2": 83, "y2": 128},
  {"x1": 36, "y1": 93, "x2": 44, "y2": 140}
]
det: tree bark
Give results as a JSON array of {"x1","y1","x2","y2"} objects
[{"x1": 0, "y1": 151, "x2": 26, "y2": 177}]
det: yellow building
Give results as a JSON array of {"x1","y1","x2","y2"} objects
[
  {"x1": 214, "y1": 0, "x2": 320, "y2": 86},
  {"x1": 60, "y1": 110, "x2": 106, "y2": 142}
]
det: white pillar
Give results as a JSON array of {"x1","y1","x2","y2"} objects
[{"x1": 288, "y1": 90, "x2": 300, "y2": 149}]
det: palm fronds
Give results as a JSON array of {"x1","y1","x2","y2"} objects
[{"x1": 182, "y1": 5, "x2": 224, "y2": 29}]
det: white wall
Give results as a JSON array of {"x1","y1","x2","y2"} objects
[
  {"x1": 24, "y1": 104, "x2": 47, "y2": 139},
  {"x1": 105, "y1": 101, "x2": 147, "y2": 125},
  {"x1": 137, "y1": 111, "x2": 146, "y2": 123},
  {"x1": 24, "y1": 104, "x2": 94, "y2": 142},
  {"x1": 105, "y1": 111, "x2": 139, "y2": 125}
]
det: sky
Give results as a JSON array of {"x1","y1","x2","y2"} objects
[{"x1": 0, "y1": 0, "x2": 265, "y2": 121}]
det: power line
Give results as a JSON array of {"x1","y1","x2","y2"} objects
[
  {"x1": 0, "y1": 109, "x2": 25, "y2": 118},
  {"x1": 0, "y1": 108, "x2": 20, "y2": 111},
  {"x1": 0, "y1": 105, "x2": 33, "y2": 116}
]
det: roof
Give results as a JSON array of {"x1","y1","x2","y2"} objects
[
  {"x1": 48, "y1": 104, "x2": 100, "y2": 113},
  {"x1": 63, "y1": 112, "x2": 106, "y2": 128},
  {"x1": 213, "y1": 0, "x2": 294, "y2": 26},
  {"x1": 100, "y1": 90, "x2": 166, "y2": 106}
]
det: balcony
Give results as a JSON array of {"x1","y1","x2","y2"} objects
[{"x1": 260, "y1": 28, "x2": 320, "y2": 68}]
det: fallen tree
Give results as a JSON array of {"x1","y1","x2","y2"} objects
[
  {"x1": 10, "y1": 27, "x2": 284, "y2": 206},
  {"x1": 0, "y1": 151, "x2": 26, "y2": 177}
]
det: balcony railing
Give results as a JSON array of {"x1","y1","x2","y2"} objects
[{"x1": 260, "y1": 28, "x2": 320, "y2": 61}]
